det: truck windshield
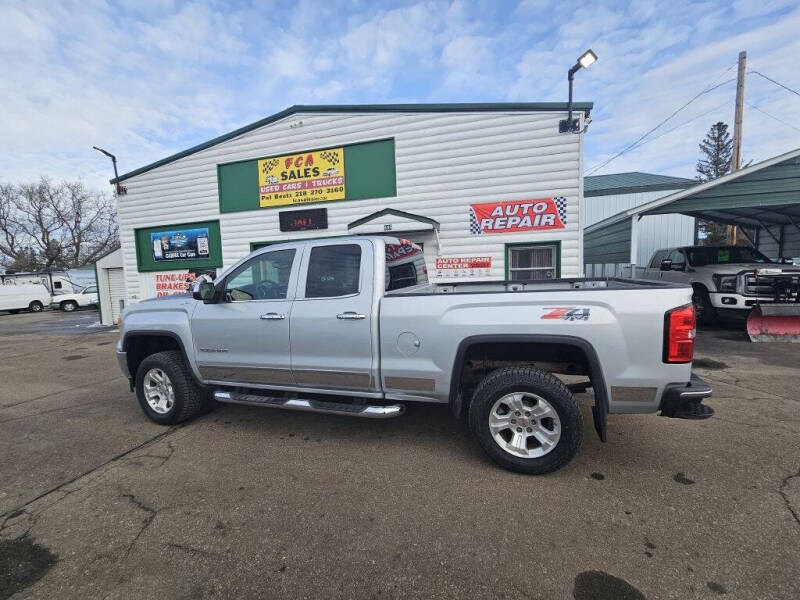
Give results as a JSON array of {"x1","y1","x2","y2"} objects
[{"x1": 686, "y1": 246, "x2": 773, "y2": 266}]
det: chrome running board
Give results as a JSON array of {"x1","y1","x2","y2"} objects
[{"x1": 213, "y1": 390, "x2": 405, "y2": 419}]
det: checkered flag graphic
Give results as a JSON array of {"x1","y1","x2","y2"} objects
[
  {"x1": 320, "y1": 150, "x2": 341, "y2": 165},
  {"x1": 554, "y1": 196, "x2": 568, "y2": 224},
  {"x1": 261, "y1": 158, "x2": 279, "y2": 173},
  {"x1": 469, "y1": 207, "x2": 483, "y2": 235}
]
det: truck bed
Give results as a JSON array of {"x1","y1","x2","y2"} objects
[{"x1": 387, "y1": 277, "x2": 687, "y2": 296}]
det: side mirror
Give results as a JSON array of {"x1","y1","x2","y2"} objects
[
  {"x1": 192, "y1": 276, "x2": 217, "y2": 302},
  {"x1": 660, "y1": 259, "x2": 672, "y2": 272}
]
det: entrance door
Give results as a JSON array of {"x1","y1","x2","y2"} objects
[
  {"x1": 191, "y1": 247, "x2": 299, "y2": 385},
  {"x1": 289, "y1": 240, "x2": 378, "y2": 393}
]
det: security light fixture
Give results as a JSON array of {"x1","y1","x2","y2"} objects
[
  {"x1": 93, "y1": 146, "x2": 127, "y2": 195},
  {"x1": 559, "y1": 48, "x2": 598, "y2": 133},
  {"x1": 578, "y1": 49, "x2": 597, "y2": 69}
]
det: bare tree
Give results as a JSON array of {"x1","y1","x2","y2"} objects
[{"x1": 0, "y1": 178, "x2": 118, "y2": 272}]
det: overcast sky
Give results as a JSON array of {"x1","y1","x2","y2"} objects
[{"x1": 2, "y1": 0, "x2": 799, "y2": 192}]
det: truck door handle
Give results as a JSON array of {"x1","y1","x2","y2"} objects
[
  {"x1": 337, "y1": 312, "x2": 366, "y2": 320},
  {"x1": 260, "y1": 312, "x2": 285, "y2": 320}
]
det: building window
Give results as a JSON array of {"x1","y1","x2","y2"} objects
[{"x1": 507, "y1": 244, "x2": 558, "y2": 280}]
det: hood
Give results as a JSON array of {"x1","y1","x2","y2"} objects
[{"x1": 698, "y1": 263, "x2": 800, "y2": 275}]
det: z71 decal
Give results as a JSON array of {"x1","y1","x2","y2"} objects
[{"x1": 541, "y1": 307, "x2": 590, "y2": 321}]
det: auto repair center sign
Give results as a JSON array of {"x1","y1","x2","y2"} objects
[{"x1": 469, "y1": 197, "x2": 567, "y2": 235}]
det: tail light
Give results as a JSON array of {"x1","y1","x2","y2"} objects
[{"x1": 663, "y1": 304, "x2": 696, "y2": 363}]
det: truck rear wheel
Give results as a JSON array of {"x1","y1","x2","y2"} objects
[
  {"x1": 135, "y1": 351, "x2": 207, "y2": 425},
  {"x1": 28, "y1": 301, "x2": 43, "y2": 313},
  {"x1": 468, "y1": 366, "x2": 583, "y2": 474}
]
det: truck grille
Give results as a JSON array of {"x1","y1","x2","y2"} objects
[{"x1": 743, "y1": 273, "x2": 800, "y2": 301}]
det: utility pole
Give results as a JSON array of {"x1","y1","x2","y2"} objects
[
  {"x1": 731, "y1": 51, "x2": 746, "y2": 171},
  {"x1": 729, "y1": 50, "x2": 746, "y2": 245}
]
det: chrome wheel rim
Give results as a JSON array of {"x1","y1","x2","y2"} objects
[
  {"x1": 489, "y1": 392, "x2": 561, "y2": 458},
  {"x1": 143, "y1": 368, "x2": 175, "y2": 414}
]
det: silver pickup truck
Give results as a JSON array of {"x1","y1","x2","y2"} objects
[{"x1": 116, "y1": 236, "x2": 712, "y2": 474}]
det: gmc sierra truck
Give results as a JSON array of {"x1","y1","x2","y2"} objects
[
  {"x1": 116, "y1": 236, "x2": 712, "y2": 474},
  {"x1": 643, "y1": 245, "x2": 800, "y2": 325}
]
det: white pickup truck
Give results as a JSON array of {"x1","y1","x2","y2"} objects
[
  {"x1": 642, "y1": 245, "x2": 800, "y2": 325},
  {"x1": 116, "y1": 236, "x2": 712, "y2": 474},
  {"x1": 50, "y1": 285, "x2": 99, "y2": 312}
]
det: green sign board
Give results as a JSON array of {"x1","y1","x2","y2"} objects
[{"x1": 217, "y1": 138, "x2": 397, "y2": 214}]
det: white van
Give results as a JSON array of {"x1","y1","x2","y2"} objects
[{"x1": 0, "y1": 283, "x2": 51, "y2": 314}]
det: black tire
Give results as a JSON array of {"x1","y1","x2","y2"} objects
[
  {"x1": 692, "y1": 287, "x2": 717, "y2": 326},
  {"x1": 468, "y1": 366, "x2": 583, "y2": 475},
  {"x1": 61, "y1": 300, "x2": 78, "y2": 312},
  {"x1": 135, "y1": 350, "x2": 208, "y2": 425},
  {"x1": 28, "y1": 301, "x2": 43, "y2": 313}
]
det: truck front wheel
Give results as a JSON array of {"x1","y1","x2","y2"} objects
[
  {"x1": 692, "y1": 288, "x2": 717, "y2": 326},
  {"x1": 468, "y1": 366, "x2": 583, "y2": 475},
  {"x1": 135, "y1": 351, "x2": 207, "y2": 425}
]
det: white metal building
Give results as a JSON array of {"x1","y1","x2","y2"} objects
[
  {"x1": 111, "y1": 103, "x2": 592, "y2": 304},
  {"x1": 583, "y1": 172, "x2": 694, "y2": 275}
]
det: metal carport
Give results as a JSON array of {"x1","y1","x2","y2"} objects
[{"x1": 584, "y1": 146, "x2": 800, "y2": 273}]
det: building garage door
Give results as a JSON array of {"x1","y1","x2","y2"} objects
[{"x1": 108, "y1": 268, "x2": 126, "y2": 324}]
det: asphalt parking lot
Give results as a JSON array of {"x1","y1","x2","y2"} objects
[{"x1": 1, "y1": 310, "x2": 798, "y2": 599}]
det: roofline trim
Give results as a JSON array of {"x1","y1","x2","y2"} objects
[
  {"x1": 584, "y1": 181, "x2": 694, "y2": 197},
  {"x1": 111, "y1": 102, "x2": 593, "y2": 184}
]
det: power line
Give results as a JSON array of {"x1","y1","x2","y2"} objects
[
  {"x1": 746, "y1": 101, "x2": 800, "y2": 133},
  {"x1": 749, "y1": 70, "x2": 800, "y2": 98},
  {"x1": 586, "y1": 76, "x2": 736, "y2": 175},
  {"x1": 634, "y1": 101, "x2": 731, "y2": 149}
]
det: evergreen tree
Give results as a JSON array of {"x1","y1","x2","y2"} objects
[
  {"x1": 695, "y1": 122, "x2": 733, "y2": 244},
  {"x1": 696, "y1": 121, "x2": 733, "y2": 181}
]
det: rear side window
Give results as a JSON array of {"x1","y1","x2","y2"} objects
[
  {"x1": 385, "y1": 240, "x2": 427, "y2": 291},
  {"x1": 306, "y1": 245, "x2": 361, "y2": 298},
  {"x1": 649, "y1": 251, "x2": 668, "y2": 268}
]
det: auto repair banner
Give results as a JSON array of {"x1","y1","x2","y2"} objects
[
  {"x1": 258, "y1": 147, "x2": 345, "y2": 208},
  {"x1": 150, "y1": 227, "x2": 210, "y2": 262},
  {"x1": 469, "y1": 197, "x2": 567, "y2": 235}
]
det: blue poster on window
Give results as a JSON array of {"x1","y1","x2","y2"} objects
[{"x1": 150, "y1": 227, "x2": 210, "y2": 262}]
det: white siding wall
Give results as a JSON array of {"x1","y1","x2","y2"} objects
[
  {"x1": 584, "y1": 189, "x2": 695, "y2": 265},
  {"x1": 116, "y1": 111, "x2": 584, "y2": 302}
]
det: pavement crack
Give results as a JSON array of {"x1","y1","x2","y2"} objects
[
  {"x1": 0, "y1": 426, "x2": 182, "y2": 521},
  {"x1": 166, "y1": 542, "x2": 221, "y2": 558},
  {"x1": 120, "y1": 492, "x2": 158, "y2": 559},
  {"x1": 0, "y1": 399, "x2": 110, "y2": 424},
  {"x1": 778, "y1": 467, "x2": 800, "y2": 531},
  {"x1": 0, "y1": 377, "x2": 118, "y2": 411}
]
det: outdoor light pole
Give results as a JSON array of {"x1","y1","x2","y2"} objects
[
  {"x1": 559, "y1": 49, "x2": 597, "y2": 133},
  {"x1": 92, "y1": 146, "x2": 126, "y2": 195}
]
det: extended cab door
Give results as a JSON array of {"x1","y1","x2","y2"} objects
[
  {"x1": 289, "y1": 239, "x2": 379, "y2": 393},
  {"x1": 191, "y1": 247, "x2": 299, "y2": 385}
]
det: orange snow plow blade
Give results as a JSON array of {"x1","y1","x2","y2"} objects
[{"x1": 747, "y1": 304, "x2": 800, "y2": 343}]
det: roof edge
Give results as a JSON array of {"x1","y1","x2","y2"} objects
[
  {"x1": 584, "y1": 181, "x2": 694, "y2": 197},
  {"x1": 112, "y1": 102, "x2": 594, "y2": 184}
]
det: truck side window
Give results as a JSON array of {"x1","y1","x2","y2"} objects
[
  {"x1": 224, "y1": 249, "x2": 295, "y2": 301},
  {"x1": 649, "y1": 251, "x2": 668, "y2": 268},
  {"x1": 306, "y1": 245, "x2": 361, "y2": 298},
  {"x1": 385, "y1": 240, "x2": 427, "y2": 291},
  {"x1": 668, "y1": 249, "x2": 686, "y2": 270}
]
